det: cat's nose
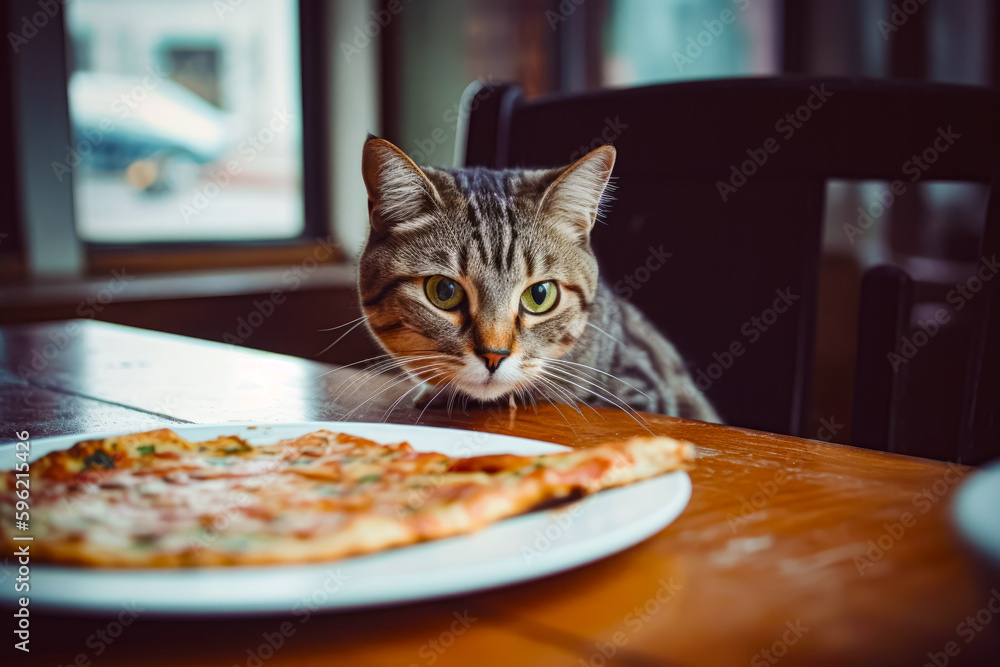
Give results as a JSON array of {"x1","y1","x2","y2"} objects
[{"x1": 477, "y1": 348, "x2": 510, "y2": 374}]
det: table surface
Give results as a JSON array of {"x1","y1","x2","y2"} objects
[{"x1": 0, "y1": 320, "x2": 995, "y2": 667}]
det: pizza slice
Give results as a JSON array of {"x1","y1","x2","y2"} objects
[{"x1": 0, "y1": 429, "x2": 694, "y2": 567}]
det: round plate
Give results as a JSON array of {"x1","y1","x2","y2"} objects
[
  {"x1": 952, "y1": 459, "x2": 1000, "y2": 573},
  {"x1": 1, "y1": 422, "x2": 691, "y2": 615}
]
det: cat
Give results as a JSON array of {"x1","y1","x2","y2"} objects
[{"x1": 357, "y1": 135, "x2": 719, "y2": 422}]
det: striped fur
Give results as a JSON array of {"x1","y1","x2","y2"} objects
[{"x1": 358, "y1": 136, "x2": 719, "y2": 422}]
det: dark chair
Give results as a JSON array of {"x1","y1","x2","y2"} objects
[{"x1": 457, "y1": 77, "x2": 1000, "y2": 464}]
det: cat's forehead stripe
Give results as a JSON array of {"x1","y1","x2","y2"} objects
[
  {"x1": 464, "y1": 199, "x2": 479, "y2": 228},
  {"x1": 491, "y1": 227, "x2": 507, "y2": 274},
  {"x1": 457, "y1": 243, "x2": 469, "y2": 274},
  {"x1": 523, "y1": 247, "x2": 536, "y2": 277},
  {"x1": 471, "y1": 227, "x2": 490, "y2": 270},
  {"x1": 478, "y1": 196, "x2": 506, "y2": 230},
  {"x1": 504, "y1": 225, "x2": 518, "y2": 273}
]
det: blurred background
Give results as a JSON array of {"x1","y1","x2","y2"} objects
[{"x1": 1, "y1": 0, "x2": 997, "y2": 454}]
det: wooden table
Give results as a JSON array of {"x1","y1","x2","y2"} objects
[{"x1": 1, "y1": 320, "x2": 995, "y2": 666}]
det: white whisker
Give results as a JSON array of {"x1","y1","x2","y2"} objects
[
  {"x1": 381, "y1": 372, "x2": 446, "y2": 423},
  {"x1": 545, "y1": 357, "x2": 652, "y2": 400},
  {"x1": 533, "y1": 384, "x2": 577, "y2": 436},
  {"x1": 315, "y1": 319, "x2": 366, "y2": 357},
  {"x1": 446, "y1": 385, "x2": 460, "y2": 417},
  {"x1": 342, "y1": 363, "x2": 430, "y2": 406},
  {"x1": 334, "y1": 355, "x2": 450, "y2": 400},
  {"x1": 318, "y1": 316, "x2": 366, "y2": 332},
  {"x1": 330, "y1": 356, "x2": 417, "y2": 396},
  {"x1": 586, "y1": 322, "x2": 622, "y2": 345},
  {"x1": 333, "y1": 360, "x2": 413, "y2": 401},
  {"x1": 542, "y1": 365, "x2": 651, "y2": 433},
  {"x1": 536, "y1": 370, "x2": 604, "y2": 419},
  {"x1": 534, "y1": 374, "x2": 588, "y2": 420},
  {"x1": 417, "y1": 379, "x2": 453, "y2": 423},
  {"x1": 319, "y1": 353, "x2": 392, "y2": 379},
  {"x1": 340, "y1": 365, "x2": 440, "y2": 420},
  {"x1": 544, "y1": 363, "x2": 645, "y2": 419}
]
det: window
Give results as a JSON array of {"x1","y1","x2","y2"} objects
[
  {"x1": 603, "y1": 0, "x2": 780, "y2": 86},
  {"x1": 64, "y1": 0, "x2": 304, "y2": 244}
]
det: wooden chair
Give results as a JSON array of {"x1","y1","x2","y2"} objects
[{"x1": 457, "y1": 77, "x2": 1000, "y2": 464}]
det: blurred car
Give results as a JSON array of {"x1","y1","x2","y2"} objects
[{"x1": 69, "y1": 71, "x2": 230, "y2": 192}]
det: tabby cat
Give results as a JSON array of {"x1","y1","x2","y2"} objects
[{"x1": 358, "y1": 136, "x2": 719, "y2": 422}]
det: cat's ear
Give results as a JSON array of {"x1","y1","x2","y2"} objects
[
  {"x1": 362, "y1": 135, "x2": 441, "y2": 232},
  {"x1": 537, "y1": 145, "x2": 616, "y2": 241}
]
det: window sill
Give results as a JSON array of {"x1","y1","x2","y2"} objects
[
  {"x1": 85, "y1": 240, "x2": 346, "y2": 275},
  {"x1": 0, "y1": 263, "x2": 357, "y2": 311}
]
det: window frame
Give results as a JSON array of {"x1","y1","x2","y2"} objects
[{"x1": 12, "y1": 0, "x2": 333, "y2": 276}]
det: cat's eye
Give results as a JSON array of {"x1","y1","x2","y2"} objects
[
  {"x1": 521, "y1": 281, "x2": 559, "y2": 314},
  {"x1": 424, "y1": 275, "x2": 465, "y2": 310}
]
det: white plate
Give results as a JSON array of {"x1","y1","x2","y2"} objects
[{"x1": 1, "y1": 422, "x2": 691, "y2": 615}]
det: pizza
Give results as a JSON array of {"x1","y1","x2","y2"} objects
[{"x1": 0, "y1": 428, "x2": 694, "y2": 567}]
